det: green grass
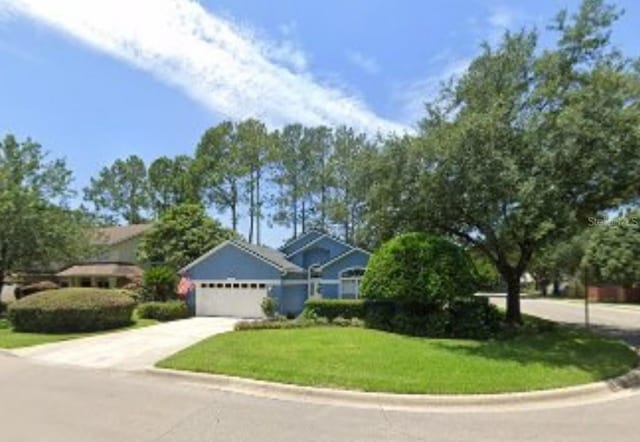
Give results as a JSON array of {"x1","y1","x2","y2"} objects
[
  {"x1": 158, "y1": 327, "x2": 638, "y2": 394},
  {"x1": 0, "y1": 312, "x2": 158, "y2": 349}
]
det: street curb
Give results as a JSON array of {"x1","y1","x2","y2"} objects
[{"x1": 145, "y1": 366, "x2": 640, "y2": 412}]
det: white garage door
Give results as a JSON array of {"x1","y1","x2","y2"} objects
[{"x1": 195, "y1": 284, "x2": 267, "y2": 318}]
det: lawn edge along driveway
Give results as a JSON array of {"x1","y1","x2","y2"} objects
[
  {"x1": 0, "y1": 316, "x2": 158, "y2": 349},
  {"x1": 157, "y1": 326, "x2": 638, "y2": 395}
]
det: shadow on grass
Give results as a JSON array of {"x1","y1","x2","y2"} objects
[{"x1": 430, "y1": 326, "x2": 639, "y2": 388}]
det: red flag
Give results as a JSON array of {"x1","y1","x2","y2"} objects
[{"x1": 177, "y1": 276, "x2": 194, "y2": 299}]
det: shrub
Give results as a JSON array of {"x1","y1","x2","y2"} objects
[
  {"x1": 303, "y1": 299, "x2": 365, "y2": 321},
  {"x1": 446, "y1": 297, "x2": 503, "y2": 339},
  {"x1": 8, "y1": 288, "x2": 135, "y2": 332},
  {"x1": 141, "y1": 267, "x2": 178, "y2": 302},
  {"x1": 14, "y1": 280, "x2": 59, "y2": 300},
  {"x1": 137, "y1": 301, "x2": 189, "y2": 321},
  {"x1": 261, "y1": 297, "x2": 278, "y2": 318},
  {"x1": 360, "y1": 233, "x2": 477, "y2": 306}
]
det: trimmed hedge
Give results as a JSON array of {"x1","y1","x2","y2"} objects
[
  {"x1": 137, "y1": 301, "x2": 189, "y2": 321},
  {"x1": 8, "y1": 288, "x2": 136, "y2": 333},
  {"x1": 302, "y1": 297, "x2": 502, "y2": 339},
  {"x1": 303, "y1": 299, "x2": 365, "y2": 321}
]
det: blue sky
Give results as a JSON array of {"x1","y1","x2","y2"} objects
[{"x1": 1, "y1": 0, "x2": 639, "y2": 246}]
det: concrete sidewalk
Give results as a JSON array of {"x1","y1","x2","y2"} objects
[{"x1": 11, "y1": 317, "x2": 238, "y2": 370}]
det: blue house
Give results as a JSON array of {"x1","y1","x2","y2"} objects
[{"x1": 180, "y1": 231, "x2": 371, "y2": 318}]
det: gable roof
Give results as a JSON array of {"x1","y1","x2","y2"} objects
[
  {"x1": 181, "y1": 239, "x2": 304, "y2": 274},
  {"x1": 318, "y1": 247, "x2": 371, "y2": 270},
  {"x1": 233, "y1": 240, "x2": 304, "y2": 273},
  {"x1": 278, "y1": 230, "x2": 325, "y2": 254},
  {"x1": 285, "y1": 233, "x2": 355, "y2": 258},
  {"x1": 92, "y1": 224, "x2": 152, "y2": 246}
]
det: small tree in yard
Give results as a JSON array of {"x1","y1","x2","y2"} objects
[
  {"x1": 0, "y1": 134, "x2": 94, "y2": 294},
  {"x1": 583, "y1": 211, "x2": 640, "y2": 287},
  {"x1": 137, "y1": 204, "x2": 235, "y2": 270},
  {"x1": 141, "y1": 266, "x2": 179, "y2": 302},
  {"x1": 368, "y1": 0, "x2": 640, "y2": 323},
  {"x1": 360, "y1": 233, "x2": 477, "y2": 306}
]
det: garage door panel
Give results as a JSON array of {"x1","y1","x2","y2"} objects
[{"x1": 196, "y1": 286, "x2": 267, "y2": 318}]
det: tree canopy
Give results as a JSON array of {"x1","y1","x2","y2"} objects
[
  {"x1": 137, "y1": 203, "x2": 235, "y2": 270},
  {"x1": 83, "y1": 154, "x2": 150, "y2": 224},
  {"x1": 583, "y1": 211, "x2": 640, "y2": 287},
  {"x1": 0, "y1": 134, "x2": 94, "y2": 291},
  {"x1": 365, "y1": 0, "x2": 640, "y2": 322}
]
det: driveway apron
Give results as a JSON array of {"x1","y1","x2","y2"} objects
[{"x1": 10, "y1": 317, "x2": 238, "y2": 370}]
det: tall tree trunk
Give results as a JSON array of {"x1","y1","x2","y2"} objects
[
  {"x1": 256, "y1": 166, "x2": 261, "y2": 245},
  {"x1": 0, "y1": 268, "x2": 5, "y2": 303},
  {"x1": 230, "y1": 181, "x2": 238, "y2": 232},
  {"x1": 504, "y1": 270, "x2": 522, "y2": 324},
  {"x1": 248, "y1": 171, "x2": 255, "y2": 244},
  {"x1": 552, "y1": 278, "x2": 560, "y2": 296},
  {"x1": 301, "y1": 200, "x2": 306, "y2": 234},
  {"x1": 292, "y1": 194, "x2": 298, "y2": 238}
]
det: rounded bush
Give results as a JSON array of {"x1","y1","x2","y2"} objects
[
  {"x1": 8, "y1": 288, "x2": 136, "y2": 333},
  {"x1": 360, "y1": 233, "x2": 477, "y2": 305},
  {"x1": 137, "y1": 301, "x2": 189, "y2": 321}
]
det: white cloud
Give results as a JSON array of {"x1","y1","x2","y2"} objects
[
  {"x1": 394, "y1": 57, "x2": 471, "y2": 124},
  {"x1": 346, "y1": 50, "x2": 380, "y2": 75},
  {"x1": 0, "y1": 0, "x2": 407, "y2": 134},
  {"x1": 488, "y1": 8, "x2": 515, "y2": 30}
]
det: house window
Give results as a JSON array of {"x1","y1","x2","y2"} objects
[
  {"x1": 340, "y1": 268, "x2": 366, "y2": 299},
  {"x1": 201, "y1": 283, "x2": 207, "y2": 288},
  {"x1": 250, "y1": 283, "x2": 257, "y2": 289},
  {"x1": 225, "y1": 283, "x2": 232, "y2": 288},
  {"x1": 80, "y1": 278, "x2": 92, "y2": 288},
  {"x1": 208, "y1": 283, "x2": 215, "y2": 288},
  {"x1": 217, "y1": 283, "x2": 225, "y2": 288},
  {"x1": 258, "y1": 283, "x2": 266, "y2": 289},
  {"x1": 96, "y1": 279, "x2": 110, "y2": 289},
  {"x1": 241, "y1": 283, "x2": 248, "y2": 288}
]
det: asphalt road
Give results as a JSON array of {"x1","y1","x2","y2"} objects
[
  {"x1": 2, "y1": 298, "x2": 640, "y2": 442},
  {"x1": 491, "y1": 296, "x2": 640, "y2": 347}
]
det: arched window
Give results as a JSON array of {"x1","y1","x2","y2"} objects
[{"x1": 339, "y1": 267, "x2": 366, "y2": 299}]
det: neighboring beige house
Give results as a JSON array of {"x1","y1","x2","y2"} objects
[{"x1": 56, "y1": 224, "x2": 151, "y2": 289}]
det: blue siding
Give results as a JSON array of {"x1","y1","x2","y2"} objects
[
  {"x1": 187, "y1": 243, "x2": 282, "y2": 280},
  {"x1": 318, "y1": 282, "x2": 339, "y2": 299},
  {"x1": 279, "y1": 284, "x2": 308, "y2": 317},
  {"x1": 287, "y1": 236, "x2": 350, "y2": 268},
  {"x1": 279, "y1": 231, "x2": 324, "y2": 255},
  {"x1": 321, "y1": 250, "x2": 370, "y2": 279}
]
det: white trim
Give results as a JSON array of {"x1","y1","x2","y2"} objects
[
  {"x1": 191, "y1": 278, "x2": 311, "y2": 287},
  {"x1": 180, "y1": 240, "x2": 289, "y2": 274},
  {"x1": 318, "y1": 247, "x2": 371, "y2": 271},
  {"x1": 338, "y1": 267, "x2": 366, "y2": 299}
]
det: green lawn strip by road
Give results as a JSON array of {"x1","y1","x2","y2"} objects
[
  {"x1": 0, "y1": 314, "x2": 159, "y2": 349},
  {"x1": 158, "y1": 327, "x2": 637, "y2": 394}
]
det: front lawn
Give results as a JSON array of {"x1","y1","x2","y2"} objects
[
  {"x1": 0, "y1": 313, "x2": 158, "y2": 349},
  {"x1": 158, "y1": 327, "x2": 637, "y2": 394}
]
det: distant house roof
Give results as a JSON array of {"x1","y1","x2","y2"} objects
[
  {"x1": 278, "y1": 230, "x2": 326, "y2": 254},
  {"x1": 57, "y1": 263, "x2": 143, "y2": 279},
  {"x1": 92, "y1": 224, "x2": 152, "y2": 246}
]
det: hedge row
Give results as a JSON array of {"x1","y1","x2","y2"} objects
[
  {"x1": 8, "y1": 288, "x2": 136, "y2": 333},
  {"x1": 303, "y1": 299, "x2": 365, "y2": 321},
  {"x1": 137, "y1": 301, "x2": 189, "y2": 321},
  {"x1": 302, "y1": 297, "x2": 502, "y2": 339}
]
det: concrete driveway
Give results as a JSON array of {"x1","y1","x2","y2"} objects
[{"x1": 11, "y1": 317, "x2": 238, "y2": 370}]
